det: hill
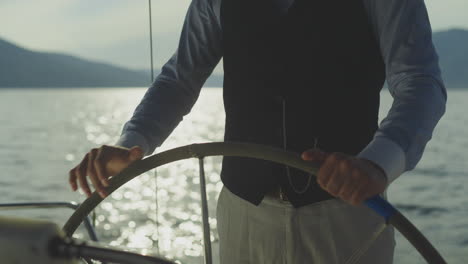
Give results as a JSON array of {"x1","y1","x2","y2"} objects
[
  {"x1": 433, "y1": 29, "x2": 468, "y2": 88},
  {"x1": 0, "y1": 37, "x2": 225, "y2": 88},
  {"x1": 0, "y1": 38, "x2": 149, "y2": 87}
]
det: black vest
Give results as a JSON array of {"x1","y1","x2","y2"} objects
[{"x1": 220, "y1": 0, "x2": 386, "y2": 207}]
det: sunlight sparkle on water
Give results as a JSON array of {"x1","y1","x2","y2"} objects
[{"x1": 71, "y1": 89, "x2": 226, "y2": 263}]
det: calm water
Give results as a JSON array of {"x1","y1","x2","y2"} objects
[{"x1": 0, "y1": 87, "x2": 466, "y2": 263}]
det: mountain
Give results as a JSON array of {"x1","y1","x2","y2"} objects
[
  {"x1": 433, "y1": 29, "x2": 468, "y2": 88},
  {"x1": 0, "y1": 37, "x2": 225, "y2": 88},
  {"x1": 0, "y1": 38, "x2": 150, "y2": 87},
  {"x1": 1, "y1": 29, "x2": 467, "y2": 88}
]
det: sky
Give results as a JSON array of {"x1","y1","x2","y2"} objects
[{"x1": 1, "y1": 0, "x2": 467, "y2": 71}]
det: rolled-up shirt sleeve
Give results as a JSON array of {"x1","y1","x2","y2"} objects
[
  {"x1": 358, "y1": 0, "x2": 447, "y2": 184},
  {"x1": 116, "y1": 0, "x2": 223, "y2": 155}
]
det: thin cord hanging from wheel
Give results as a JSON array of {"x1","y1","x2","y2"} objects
[{"x1": 282, "y1": 98, "x2": 313, "y2": 194}]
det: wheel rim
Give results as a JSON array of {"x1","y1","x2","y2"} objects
[{"x1": 63, "y1": 142, "x2": 320, "y2": 235}]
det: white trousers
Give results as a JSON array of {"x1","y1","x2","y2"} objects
[{"x1": 216, "y1": 187, "x2": 395, "y2": 264}]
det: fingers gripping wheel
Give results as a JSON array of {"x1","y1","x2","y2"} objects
[{"x1": 69, "y1": 145, "x2": 144, "y2": 198}]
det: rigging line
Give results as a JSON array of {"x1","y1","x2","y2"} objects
[
  {"x1": 148, "y1": 0, "x2": 160, "y2": 255},
  {"x1": 154, "y1": 169, "x2": 161, "y2": 256},
  {"x1": 148, "y1": 0, "x2": 155, "y2": 83}
]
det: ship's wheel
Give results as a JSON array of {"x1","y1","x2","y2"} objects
[{"x1": 63, "y1": 142, "x2": 446, "y2": 264}]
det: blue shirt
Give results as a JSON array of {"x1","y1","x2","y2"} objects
[{"x1": 117, "y1": 0, "x2": 447, "y2": 185}]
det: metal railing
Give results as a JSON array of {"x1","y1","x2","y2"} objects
[{"x1": 0, "y1": 201, "x2": 98, "y2": 242}]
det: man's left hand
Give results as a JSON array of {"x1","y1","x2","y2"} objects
[{"x1": 302, "y1": 149, "x2": 388, "y2": 206}]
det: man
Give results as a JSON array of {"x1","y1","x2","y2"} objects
[{"x1": 69, "y1": 0, "x2": 446, "y2": 263}]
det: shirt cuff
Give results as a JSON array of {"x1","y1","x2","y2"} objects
[
  {"x1": 115, "y1": 131, "x2": 151, "y2": 156},
  {"x1": 357, "y1": 136, "x2": 406, "y2": 185}
]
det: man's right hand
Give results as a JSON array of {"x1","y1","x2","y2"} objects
[{"x1": 69, "y1": 145, "x2": 144, "y2": 198}]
